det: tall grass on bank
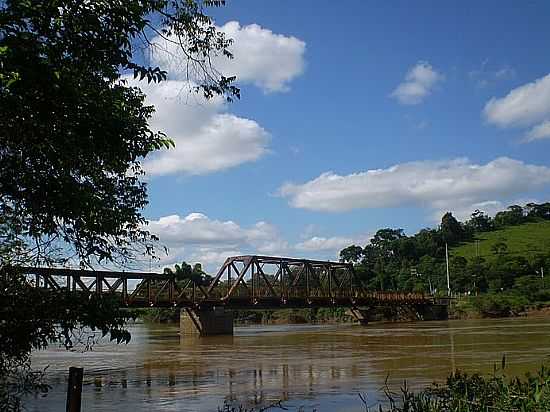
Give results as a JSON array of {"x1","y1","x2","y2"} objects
[{"x1": 362, "y1": 365, "x2": 550, "y2": 411}]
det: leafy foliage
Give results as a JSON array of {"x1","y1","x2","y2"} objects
[
  {"x1": 0, "y1": 266, "x2": 134, "y2": 410},
  {"x1": 361, "y1": 361, "x2": 550, "y2": 412},
  {"x1": 0, "y1": 1, "x2": 239, "y2": 409},
  {"x1": 0, "y1": 0, "x2": 237, "y2": 266}
]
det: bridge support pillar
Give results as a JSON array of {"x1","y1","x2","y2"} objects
[{"x1": 180, "y1": 307, "x2": 234, "y2": 336}]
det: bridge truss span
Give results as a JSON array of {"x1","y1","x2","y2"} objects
[{"x1": 19, "y1": 255, "x2": 433, "y2": 309}]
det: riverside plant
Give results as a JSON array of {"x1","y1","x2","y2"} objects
[
  {"x1": 362, "y1": 357, "x2": 550, "y2": 412},
  {"x1": 218, "y1": 358, "x2": 550, "y2": 412}
]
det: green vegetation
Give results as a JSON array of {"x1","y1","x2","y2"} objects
[
  {"x1": 145, "y1": 203, "x2": 550, "y2": 325},
  {"x1": 339, "y1": 203, "x2": 550, "y2": 319},
  {"x1": 366, "y1": 361, "x2": 550, "y2": 412},
  {"x1": 452, "y1": 220, "x2": 550, "y2": 262},
  {"x1": 0, "y1": 1, "x2": 236, "y2": 409},
  {"x1": 233, "y1": 307, "x2": 353, "y2": 324}
]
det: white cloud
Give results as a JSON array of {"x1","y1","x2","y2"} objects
[
  {"x1": 524, "y1": 120, "x2": 550, "y2": 142},
  {"x1": 132, "y1": 78, "x2": 269, "y2": 176},
  {"x1": 484, "y1": 73, "x2": 550, "y2": 128},
  {"x1": 133, "y1": 20, "x2": 306, "y2": 176},
  {"x1": 146, "y1": 212, "x2": 371, "y2": 269},
  {"x1": 391, "y1": 61, "x2": 443, "y2": 105},
  {"x1": 147, "y1": 212, "x2": 288, "y2": 269},
  {"x1": 150, "y1": 21, "x2": 306, "y2": 93},
  {"x1": 215, "y1": 21, "x2": 306, "y2": 93},
  {"x1": 296, "y1": 235, "x2": 370, "y2": 252},
  {"x1": 279, "y1": 157, "x2": 550, "y2": 216}
]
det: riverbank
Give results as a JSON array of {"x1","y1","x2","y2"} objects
[
  {"x1": 449, "y1": 293, "x2": 550, "y2": 319},
  {"x1": 134, "y1": 297, "x2": 550, "y2": 327}
]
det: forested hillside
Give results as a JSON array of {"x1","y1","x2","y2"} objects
[{"x1": 339, "y1": 203, "x2": 550, "y2": 313}]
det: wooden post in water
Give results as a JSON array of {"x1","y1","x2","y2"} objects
[{"x1": 66, "y1": 367, "x2": 83, "y2": 412}]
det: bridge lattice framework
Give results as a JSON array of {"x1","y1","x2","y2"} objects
[{"x1": 20, "y1": 255, "x2": 433, "y2": 309}]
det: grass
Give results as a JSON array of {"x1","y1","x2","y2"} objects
[{"x1": 451, "y1": 220, "x2": 550, "y2": 262}]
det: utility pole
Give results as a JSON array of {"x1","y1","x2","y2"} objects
[{"x1": 445, "y1": 242, "x2": 451, "y2": 296}]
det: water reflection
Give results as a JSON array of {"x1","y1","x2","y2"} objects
[{"x1": 28, "y1": 317, "x2": 550, "y2": 411}]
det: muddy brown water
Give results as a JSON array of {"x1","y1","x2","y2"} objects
[{"x1": 27, "y1": 317, "x2": 550, "y2": 411}]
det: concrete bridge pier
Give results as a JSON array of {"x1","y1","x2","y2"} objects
[{"x1": 180, "y1": 307, "x2": 234, "y2": 336}]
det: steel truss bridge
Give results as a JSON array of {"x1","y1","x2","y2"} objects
[{"x1": 21, "y1": 255, "x2": 434, "y2": 310}]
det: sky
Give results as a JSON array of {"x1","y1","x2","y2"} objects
[{"x1": 134, "y1": 1, "x2": 550, "y2": 272}]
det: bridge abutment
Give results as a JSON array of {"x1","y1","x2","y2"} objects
[{"x1": 180, "y1": 307, "x2": 234, "y2": 336}]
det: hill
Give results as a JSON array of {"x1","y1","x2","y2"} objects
[{"x1": 451, "y1": 220, "x2": 550, "y2": 262}]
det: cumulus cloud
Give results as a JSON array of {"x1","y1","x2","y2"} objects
[
  {"x1": 215, "y1": 21, "x2": 306, "y2": 93},
  {"x1": 132, "y1": 78, "x2": 269, "y2": 176},
  {"x1": 146, "y1": 212, "x2": 372, "y2": 269},
  {"x1": 133, "y1": 21, "x2": 306, "y2": 176},
  {"x1": 147, "y1": 212, "x2": 288, "y2": 268},
  {"x1": 279, "y1": 157, "x2": 550, "y2": 217},
  {"x1": 150, "y1": 21, "x2": 306, "y2": 93},
  {"x1": 296, "y1": 235, "x2": 370, "y2": 252},
  {"x1": 391, "y1": 61, "x2": 444, "y2": 105},
  {"x1": 484, "y1": 73, "x2": 550, "y2": 128}
]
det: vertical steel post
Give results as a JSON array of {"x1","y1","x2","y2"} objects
[
  {"x1": 122, "y1": 277, "x2": 127, "y2": 304},
  {"x1": 96, "y1": 274, "x2": 102, "y2": 294},
  {"x1": 251, "y1": 260, "x2": 255, "y2": 299},
  {"x1": 305, "y1": 264, "x2": 310, "y2": 298},
  {"x1": 66, "y1": 367, "x2": 83, "y2": 412},
  {"x1": 227, "y1": 264, "x2": 231, "y2": 296},
  {"x1": 327, "y1": 266, "x2": 332, "y2": 297},
  {"x1": 280, "y1": 260, "x2": 284, "y2": 299}
]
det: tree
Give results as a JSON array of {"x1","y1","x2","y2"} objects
[
  {"x1": 494, "y1": 205, "x2": 525, "y2": 228},
  {"x1": 1, "y1": 1, "x2": 237, "y2": 409},
  {"x1": 465, "y1": 209, "x2": 494, "y2": 233},
  {"x1": 1, "y1": 0, "x2": 238, "y2": 266},
  {"x1": 163, "y1": 261, "x2": 211, "y2": 285},
  {"x1": 440, "y1": 212, "x2": 465, "y2": 245},
  {"x1": 525, "y1": 202, "x2": 550, "y2": 220},
  {"x1": 491, "y1": 241, "x2": 508, "y2": 256},
  {"x1": 340, "y1": 245, "x2": 363, "y2": 263}
]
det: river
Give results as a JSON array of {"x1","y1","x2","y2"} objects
[{"x1": 27, "y1": 317, "x2": 550, "y2": 411}]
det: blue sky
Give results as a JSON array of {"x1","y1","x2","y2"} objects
[{"x1": 137, "y1": 1, "x2": 550, "y2": 271}]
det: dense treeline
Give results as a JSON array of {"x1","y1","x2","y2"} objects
[{"x1": 339, "y1": 203, "x2": 550, "y2": 311}]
